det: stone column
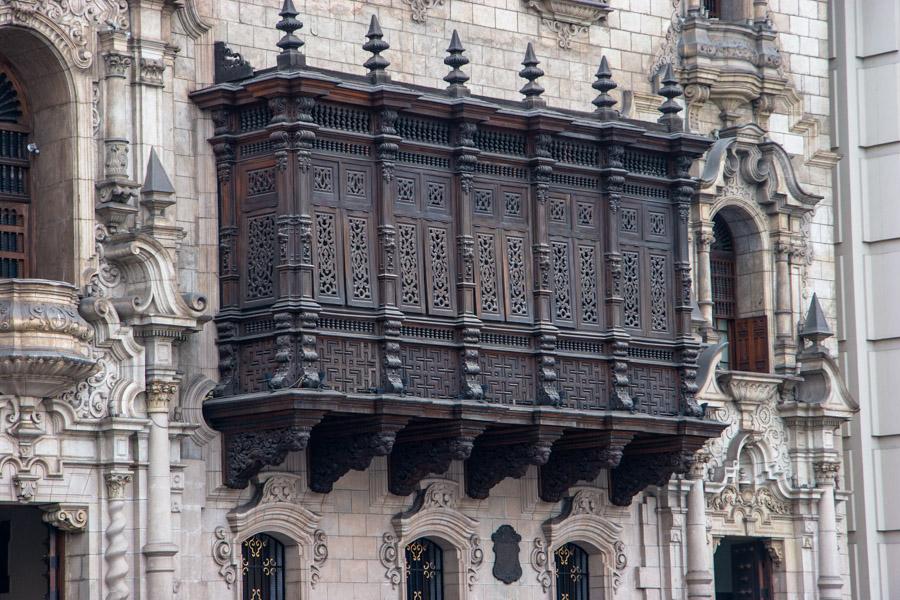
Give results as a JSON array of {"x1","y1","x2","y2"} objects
[
  {"x1": 105, "y1": 471, "x2": 133, "y2": 600},
  {"x1": 815, "y1": 461, "x2": 843, "y2": 600},
  {"x1": 773, "y1": 239, "x2": 795, "y2": 371},
  {"x1": 102, "y1": 50, "x2": 131, "y2": 181},
  {"x1": 685, "y1": 457, "x2": 713, "y2": 600},
  {"x1": 695, "y1": 227, "x2": 715, "y2": 340},
  {"x1": 143, "y1": 380, "x2": 178, "y2": 600}
]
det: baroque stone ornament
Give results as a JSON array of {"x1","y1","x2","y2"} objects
[
  {"x1": 211, "y1": 526, "x2": 237, "y2": 589},
  {"x1": 707, "y1": 483, "x2": 791, "y2": 523},
  {"x1": 491, "y1": 524, "x2": 523, "y2": 584},
  {"x1": 401, "y1": 0, "x2": 445, "y2": 23},
  {"x1": 0, "y1": 0, "x2": 129, "y2": 69},
  {"x1": 310, "y1": 528, "x2": 328, "y2": 589},
  {"x1": 379, "y1": 532, "x2": 402, "y2": 589},
  {"x1": 530, "y1": 537, "x2": 553, "y2": 593},
  {"x1": 41, "y1": 503, "x2": 88, "y2": 532},
  {"x1": 525, "y1": 0, "x2": 613, "y2": 49}
]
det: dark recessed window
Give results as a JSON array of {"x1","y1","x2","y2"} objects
[
  {"x1": 555, "y1": 542, "x2": 589, "y2": 600},
  {"x1": 0, "y1": 70, "x2": 29, "y2": 279},
  {"x1": 405, "y1": 537, "x2": 443, "y2": 600},
  {"x1": 242, "y1": 533, "x2": 285, "y2": 600}
]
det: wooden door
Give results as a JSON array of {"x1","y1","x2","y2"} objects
[{"x1": 731, "y1": 542, "x2": 772, "y2": 600}]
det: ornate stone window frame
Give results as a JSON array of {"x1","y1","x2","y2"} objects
[
  {"x1": 532, "y1": 488, "x2": 629, "y2": 597},
  {"x1": 381, "y1": 479, "x2": 484, "y2": 600},
  {"x1": 213, "y1": 473, "x2": 328, "y2": 598}
]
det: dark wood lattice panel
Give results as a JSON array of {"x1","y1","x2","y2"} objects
[
  {"x1": 400, "y1": 344, "x2": 459, "y2": 399},
  {"x1": 557, "y1": 357, "x2": 609, "y2": 410},
  {"x1": 0, "y1": 203, "x2": 26, "y2": 277},
  {"x1": 481, "y1": 350, "x2": 535, "y2": 405},
  {"x1": 0, "y1": 74, "x2": 22, "y2": 124},
  {"x1": 711, "y1": 255, "x2": 736, "y2": 319},
  {"x1": 239, "y1": 338, "x2": 276, "y2": 393},
  {"x1": 629, "y1": 364, "x2": 679, "y2": 415},
  {"x1": 317, "y1": 337, "x2": 378, "y2": 393}
]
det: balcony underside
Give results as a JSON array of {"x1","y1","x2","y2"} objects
[{"x1": 203, "y1": 389, "x2": 724, "y2": 505}]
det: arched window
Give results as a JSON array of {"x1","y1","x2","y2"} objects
[
  {"x1": 405, "y1": 537, "x2": 444, "y2": 600},
  {"x1": 241, "y1": 533, "x2": 285, "y2": 600},
  {"x1": 555, "y1": 543, "x2": 590, "y2": 600},
  {"x1": 0, "y1": 69, "x2": 29, "y2": 278}
]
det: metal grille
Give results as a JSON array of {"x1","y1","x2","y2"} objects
[
  {"x1": 711, "y1": 255, "x2": 735, "y2": 319},
  {"x1": 241, "y1": 534, "x2": 285, "y2": 600},
  {"x1": 405, "y1": 538, "x2": 443, "y2": 600},
  {"x1": 555, "y1": 543, "x2": 589, "y2": 600}
]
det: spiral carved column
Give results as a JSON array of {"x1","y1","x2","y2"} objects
[{"x1": 105, "y1": 471, "x2": 132, "y2": 600}]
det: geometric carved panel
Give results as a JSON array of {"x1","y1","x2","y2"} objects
[
  {"x1": 628, "y1": 364, "x2": 678, "y2": 416},
  {"x1": 400, "y1": 344, "x2": 459, "y2": 399},
  {"x1": 481, "y1": 350, "x2": 534, "y2": 405},
  {"x1": 239, "y1": 338, "x2": 276, "y2": 393},
  {"x1": 317, "y1": 337, "x2": 378, "y2": 393},
  {"x1": 557, "y1": 357, "x2": 608, "y2": 410}
]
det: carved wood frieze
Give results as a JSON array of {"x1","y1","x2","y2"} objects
[
  {"x1": 389, "y1": 420, "x2": 486, "y2": 496},
  {"x1": 539, "y1": 431, "x2": 634, "y2": 502},
  {"x1": 466, "y1": 427, "x2": 563, "y2": 500}
]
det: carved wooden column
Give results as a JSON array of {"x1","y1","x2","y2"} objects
[
  {"x1": 530, "y1": 131, "x2": 559, "y2": 405},
  {"x1": 694, "y1": 225, "x2": 715, "y2": 340},
  {"x1": 453, "y1": 120, "x2": 484, "y2": 399},
  {"x1": 212, "y1": 110, "x2": 239, "y2": 397},
  {"x1": 815, "y1": 461, "x2": 843, "y2": 600},
  {"x1": 601, "y1": 143, "x2": 633, "y2": 410},
  {"x1": 674, "y1": 153, "x2": 703, "y2": 416},
  {"x1": 773, "y1": 238, "x2": 796, "y2": 372},
  {"x1": 143, "y1": 380, "x2": 179, "y2": 600},
  {"x1": 105, "y1": 471, "x2": 133, "y2": 600},
  {"x1": 374, "y1": 107, "x2": 404, "y2": 394},
  {"x1": 685, "y1": 455, "x2": 713, "y2": 600}
]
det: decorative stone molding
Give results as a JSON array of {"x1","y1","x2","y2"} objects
[
  {"x1": 41, "y1": 503, "x2": 88, "y2": 532},
  {"x1": 13, "y1": 472, "x2": 39, "y2": 502},
  {"x1": 763, "y1": 539, "x2": 784, "y2": 567},
  {"x1": 540, "y1": 488, "x2": 628, "y2": 593},
  {"x1": 103, "y1": 53, "x2": 132, "y2": 78},
  {"x1": 0, "y1": 0, "x2": 128, "y2": 70},
  {"x1": 530, "y1": 537, "x2": 553, "y2": 593},
  {"x1": 814, "y1": 461, "x2": 840, "y2": 486},
  {"x1": 56, "y1": 355, "x2": 118, "y2": 420},
  {"x1": 525, "y1": 0, "x2": 613, "y2": 49},
  {"x1": 211, "y1": 526, "x2": 237, "y2": 590},
  {"x1": 105, "y1": 473, "x2": 131, "y2": 600},
  {"x1": 401, "y1": 0, "x2": 444, "y2": 23},
  {"x1": 0, "y1": 280, "x2": 98, "y2": 398},
  {"x1": 706, "y1": 483, "x2": 791, "y2": 524},
  {"x1": 390, "y1": 480, "x2": 484, "y2": 595}
]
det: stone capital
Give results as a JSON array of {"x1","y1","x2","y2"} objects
[
  {"x1": 105, "y1": 471, "x2": 133, "y2": 500},
  {"x1": 814, "y1": 460, "x2": 840, "y2": 486},
  {"x1": 695, "y1": 231, "x2": 715, "y2": 252},
  {"x1": 104, "y1": 52, "x2": 133, "y2": 78},
  {"x1": 41, "y1": 503, "x2": 89, "y2": 532},
  {"x1": 146, "y1": 380, "x2": 178, "y2": 413}
]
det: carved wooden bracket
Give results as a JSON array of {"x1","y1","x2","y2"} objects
[
  {"x1": 539, "y1": 431, "x2": 634, "y2": 502},
  {"x1": 465, "y1": 425, "x2": 563, "y2": 499},
  {"x1": 609, "y1": 438, "x2": 705, "y2": 506},
  {"x1": 389, "y1": 419, "x2": 486, "y2": 496},
  {"x1": 308, "y1": 415, "x2": 410, "y2": 493}
]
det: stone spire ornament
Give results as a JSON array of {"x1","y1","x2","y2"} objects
[
  {"x1": 800, "y1": 293, "x2": 833, "y2": 349},
  {"x1": 443, "y1": 30, "x2": 470, "y2": 97},
  {"x1": 519, "y1": 42, "x2": 546, "y2": 109},
  {"x1": 363, "y1": 15, "x2": 390, "y2": 84},
  {"x1": 591, "y1": 55, "x2": 618, "y2": 119},
  {"x1": 657, "y1": 63, "x2": 684, "y2": 131},
  {"x1": 276, "y1": 0, "x2": 306, "y2": 70}
]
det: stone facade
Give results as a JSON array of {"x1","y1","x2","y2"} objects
[{"x1": 0, "y1": 0, "x2": 857, "y2": 599}]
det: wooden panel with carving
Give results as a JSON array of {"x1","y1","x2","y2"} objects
[
  {"x1": 628, "y1": 364, "x2": 679, "y2": 416},
  {"x1": 557, "y1": 356, "x2": 609, "y2": 410},
  {"x1": 481, "y1": 350, "x2": 535, "y2": 405},
  {"x1": 317, "y1": 336, "x2": 379, "y2": 394},
  {"x1": 400, "y1": 343, "x2": 459, "y2": 399}
]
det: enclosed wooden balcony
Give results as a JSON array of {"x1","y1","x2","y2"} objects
[{"x1": 193, "y1": 15, "x2": 724, "y2": 505}]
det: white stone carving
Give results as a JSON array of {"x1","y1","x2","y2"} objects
[
  {"x1": 525, "y1": 0, "x2": 613, "y2": 48},
  {"x1": 379, "y1": 532, "x2": 402, "y2": 589},
  {"x1": 310, "y1": 529, "x2": 328, "y2": 589},
  {"x1": 105, "y1": 471, "x2": 131, "y2": 600},
  {"x1": 0, "y1": 0, "x2": 129, "y2": 69},
  {"x1": 706, "y1": 484, "x2": 791, "y2": 524},
  {"x1": 530, "y1": 537, "x2": 552, "y2": 593},
  {"x1": 211, "y1": 526, "x2": 236, "y2": 590},
  {"x1": 41, "y1": 503, "x2": 88, "y2": 531},
  {"x1": 401, "y1": 0, "x2": 444, "y2": 23}
]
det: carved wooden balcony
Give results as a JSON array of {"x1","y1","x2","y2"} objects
[{"x1": 192, "y1": 40, "x2": 725, "y2": 505}]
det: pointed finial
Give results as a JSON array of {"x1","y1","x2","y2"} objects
[
  {"x1": 444, "y1": 30, "x2": 470, "y2": 97},
  {"x1": 800, "y1": 293, "x2": 833, "y2": 348},
  {"x1": 519, "y1": 42, "x2": 545, "y2": 108},
  {"x1": 591, "y1": 55, "x2": 619, "y2": 120},
  {"x1": 276, "y1": 0, "x2": 305, "y2": 70},
  {"x1": 657, "y1": 62, "x2": 684, "y2": 131},
  {"x1": 143, "y1": 148, "x2": 175, "y2": 194},
  {"x1": 363, "y1": 15, "x2": 390, "y2": 84}
]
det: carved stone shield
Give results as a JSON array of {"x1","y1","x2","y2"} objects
[{"x1": 491, "y1": 524, "x2": 522, "y2": 584}]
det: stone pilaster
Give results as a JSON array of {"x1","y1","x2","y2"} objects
[
  {"x1": 685, "y1": 455, "x2": 713, "y2": 600},
  {"x1": 815, "y1": 460, "x2": 843, "y2": 600}
]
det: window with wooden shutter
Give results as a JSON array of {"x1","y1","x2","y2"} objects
[{"x1": 731, "y1": 315, "x2": 769, "y2": 373}]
